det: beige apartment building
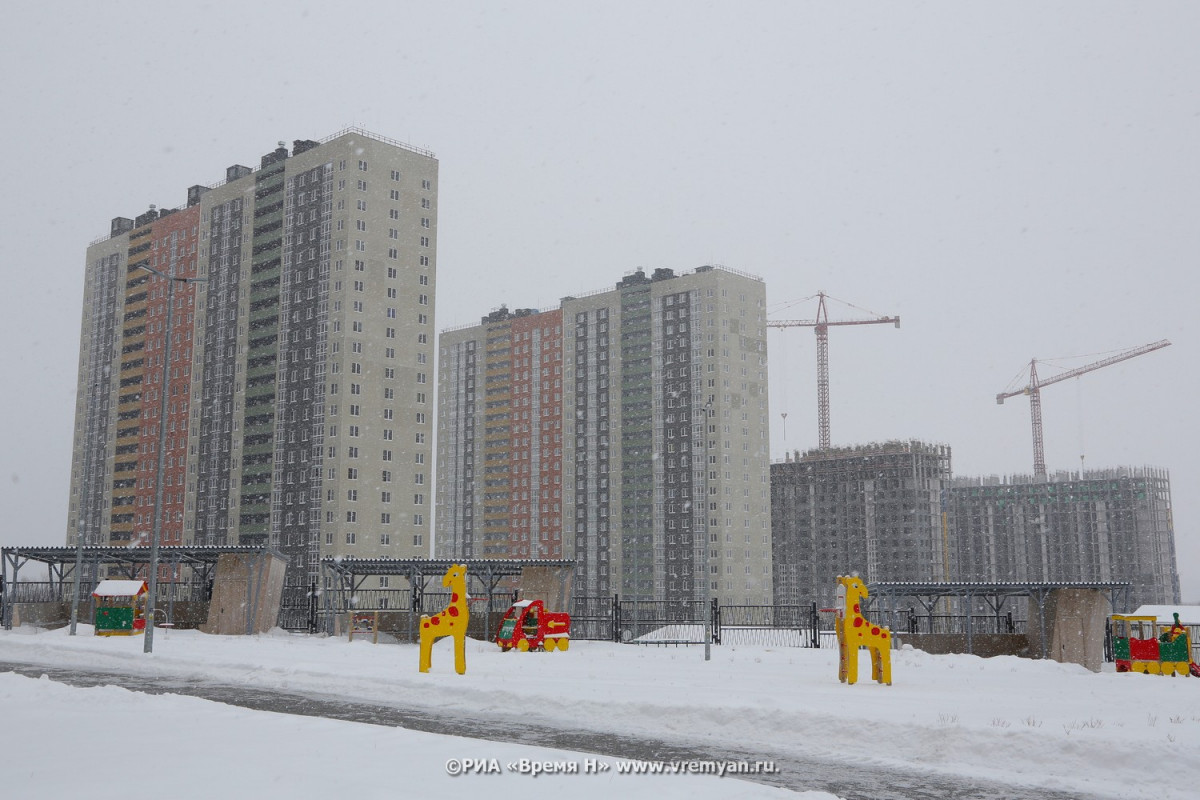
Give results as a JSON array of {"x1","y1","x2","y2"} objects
[{"x1": 67, "y1": 129, "x2": 438, "y2": 610}]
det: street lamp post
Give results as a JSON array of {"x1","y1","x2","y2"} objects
[
  {"x1": 138, "y1": 263, "x2": 205, "y2": 654},
  {"x1": 702, "y1": 400, "x2": 713, "y2": 661}
]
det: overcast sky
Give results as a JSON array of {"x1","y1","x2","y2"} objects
[{"x1": 1, "y1": 2, "x2": 1196, "y2": 599}]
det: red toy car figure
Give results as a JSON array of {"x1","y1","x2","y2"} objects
[{"x1": 496, "y1": 599, "x2": 571, "y2": 652}]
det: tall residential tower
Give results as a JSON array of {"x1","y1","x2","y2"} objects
[
  {"x1": 68, "y1": 129, "x2": 438, "y2": 605},
  {"x1": 437, "y1": 266, "x2": 773, "y2": 605}
]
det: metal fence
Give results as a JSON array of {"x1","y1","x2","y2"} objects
[{"x1": 715, "y1": 604, "x2": 822, "y2": 647}]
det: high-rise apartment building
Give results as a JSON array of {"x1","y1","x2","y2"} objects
[
  {"x1": 771, "y1": 441, "x2": 953, "y2": 607},
  {"x1": 437, "y1": 266, "x2": 773, "y2": 605},
  {"x1": 67, "y1": 129, "x2": 438, "y2": 603},
  {"x1": 949, "y1": 467, "x2": 1180, "y2": 608}
]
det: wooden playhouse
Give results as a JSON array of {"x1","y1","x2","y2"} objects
[{"x1": 92, "y1": 579, "x2": 148, "y2": 636}]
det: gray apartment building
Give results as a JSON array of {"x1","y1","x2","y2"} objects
[{"x1": 437, "y1": 265, "x2": 774, "y2": 605}]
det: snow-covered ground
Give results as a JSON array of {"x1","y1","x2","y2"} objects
[{"x1": 2, "y1": 625, "x2": 1199, "y2": 799}]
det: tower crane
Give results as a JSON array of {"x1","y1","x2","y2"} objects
[
  {"x1": 996, "y1": 339, "x2": 1171, "y2": 479},
  {"x1": 768, "y1": 292, "x2": 900, "y2": 450}
]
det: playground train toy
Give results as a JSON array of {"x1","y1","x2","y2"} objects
[
  {"x1": 496, "y1": 599, "x2": 571, "y2": 652},
  {"x1": 1110, "y1": 613, "x2": 1200, "y2": 677}
]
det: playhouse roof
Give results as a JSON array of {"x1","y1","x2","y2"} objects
[
  {"x1": 1131, "y1": 605, "x2": 1200, "y2": 626},
  {"x1": 92, "y1": 579, "x2": 148, "y2": 598}
]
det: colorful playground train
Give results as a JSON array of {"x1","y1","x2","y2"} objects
[{"x1": 1110, "y1": 613, "x2": 1200, "y2": 677}]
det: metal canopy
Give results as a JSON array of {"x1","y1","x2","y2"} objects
[
  {"x1": 867, "y1": 580, "x2": 1133, "y2": 658},
  {"x1": 318, "y1": 558, "x2": 575, "y2": 635},
  {"x1": 2, "y1": 545, "x2": 280, "y2": 629}
]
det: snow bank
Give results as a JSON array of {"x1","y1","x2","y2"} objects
[{"x1": 3, "y1": 625, "x2": 1198, "y2": 799}]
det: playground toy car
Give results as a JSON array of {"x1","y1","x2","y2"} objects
[
  {"x1": 496, "y1": 599, "x2": 570, "y2": 652},
  {"x1": 1111, "y1": 612, "x2": 1200, "y2": 677}
]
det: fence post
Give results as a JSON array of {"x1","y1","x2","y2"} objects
[
  {"x1": 705, "y1": 597, "x2": 715, "y2": 647},
  {"x1": 810, "y1": 602, "x2": 819, "y2": 648},
  {"x1": 312, "y1": 578, "x2": 321, "y2": 633}
]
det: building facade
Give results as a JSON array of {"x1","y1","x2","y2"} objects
[
  {"x1": 67, "y1": 129, "x2": 438, "y2": 602},
  {"x1": 436, "y1": 306, "x2": 565, "y2": 560},
  {"x1": 770, "y1": 441, "x2": 953, "y2": 607},
  {"x1": 949, "y1": 467, "x2": 1180, "y2": 608},
  {"x1": 437, "y1": 266, "x2": 773, "y2": 605}
]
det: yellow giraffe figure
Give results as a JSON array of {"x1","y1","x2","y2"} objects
[
  {"x1": 835, "y1": 575, "x2": 892, "y2": 685},
  {"x1": 419, "y1": 564, "x2": 470, "y2": 674}
]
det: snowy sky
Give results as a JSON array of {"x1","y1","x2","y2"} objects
[{"x1": 0, "y1": 2, "x2": 1196, "y2": 598}]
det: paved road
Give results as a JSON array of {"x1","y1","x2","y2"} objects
[{"x1": 0, "y1": 659, "x2": 1091, "y2": 799}]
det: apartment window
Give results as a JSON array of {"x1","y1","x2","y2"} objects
[
  {"x1": 346, "y1": 511, "x2": 357, "y2": 523},
  {"x1": 422, "y1": 179, "x2": 432, "y2": 189},
  {"x1": 357, "y1": 180, "x2": 367, "y2": 191},
  {"x1": 358, "y1": 160, "x2": 368, "y2": 171},
  {"x1": 413, "y1": 514, "x2": 424, "y2": 525},
  {"x1": 419, "y1": 274, "x2": 428, "y2": 285},
  {"x1": 390, "y1": 189, "x2": 400, "y2": 201},
  {"x1": 354, "y1": 259, "x2": 366, "y2": 271},
  {"x1": 418, "y1": 294, "x2": 428, "y2": 305},
  {"x1": 387, "y1": 248, "x2": 398, "y2": 260},
  {"x1": 421, "y1": 218, "x2": 430, "y2": 228},
  {"x1": 356, "y1": 199, "x2": 367, "y2": 211},
  {"x1": 345, "y1": 531, "x2": 356, "y2": 544},
  {"x1": 389, "y1": 209, "x2": 399, "y2": 220},
  {"x1": 381, "y1": 513, "x2": 391, "y2": 524},
  {"x1": 382, "y1": 469, "x2": 392, "y2": 482},
  {"x1": 386, "y1": 327, "x2": 396, "y2": 338},
  {"x1": 349, "y1": 404, "x2": 360, "y2": 416},
  {"x1": 415, "y1": 432, "x2": 426, "y2": 444},
  {"x1": 382, "y1": 450, "x2": 392, "y2": 462},
  {"x1": 352, "y1": 321, "x2": 363, "y2": 332},
  {"x1": 418, "y1": 314, "x2": 428, "y2": 325},
  {"x1": 419, "y1": 236, "x2": 429, "y2": 247},
  {"x1": 390, "y1": 169, "x2": 400, "y2": 181}
]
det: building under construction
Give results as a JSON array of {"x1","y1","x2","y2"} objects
[
  {"x1": 771, "y1": 445, "x2": 1180, "y2": 609},
  {"x1": 949, "y1": 467, "x2": 1179, "y2": 608},
  {"x1": 771, "y1": 441, "x2": 953, "y2": 608}
]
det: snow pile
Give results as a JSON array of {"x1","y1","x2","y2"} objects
[{"x1": 3, "y1": 625, "x2": 1199, "y2": 799}]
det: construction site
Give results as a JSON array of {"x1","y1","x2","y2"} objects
[{"x1": 767, "y1": 293, "x2": 1180, "y2": 612}]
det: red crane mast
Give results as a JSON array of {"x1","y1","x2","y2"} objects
[
  {"x1": 996, "y1": 339, "x2": 1171, "y2": 478},
  {"x1": 769, "y1": 292, "x2": 900, "y2": 450}
]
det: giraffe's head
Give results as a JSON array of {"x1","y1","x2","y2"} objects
[
  {"x1": 443, "y1": 563, "x2": 466, "y2": 588},
  {"x1": 839, "y1": 574, "x2": 868, "y2": 599}
]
